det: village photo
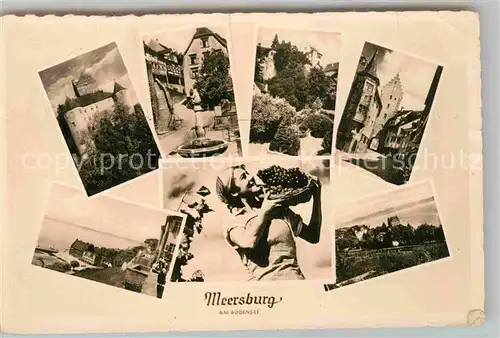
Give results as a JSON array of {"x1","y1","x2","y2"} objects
[
  {"x1": 162, "y1": 157, "x2": 334, "y2": 283},
  {"x1": 336, "y1": 42, "x2": 443, "y2": 185},
  {"x1": 324, "y1": 180, "x2": 449, "y2": 291},
  {"x1": 143, "y1": 26, "x2": 242, "y2": 158},
  {"x1": 249, "y1": 27, "x2": 340, "y2": 157},
  {"x1": 39, "y1": 42, "x2": 161, "y2": 196},
  {"x1": 32, "y1": 183, "x2": 186, "y2": 299}
]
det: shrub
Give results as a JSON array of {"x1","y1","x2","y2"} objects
[
  {"x1": 301, "y1": 113, "x2": 334, "y2": 139},
  {"x1": 70, "y1": 260, "x2": 80, "y2": 269},
  {"x1": 269, "y1": 123, "x2": 300, "y2": 156},
  {"x1": 250, "y1": 93, "x2": 296, "y2": 143},
  {"x1": 319, "y1": 128, "x2": 333, "y2": 155}
]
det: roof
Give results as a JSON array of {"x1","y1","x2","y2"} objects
[
  {"x1": 387, "y1": 110, "x2": 422, "y2": 128},
  {"x1": 357, "y1": 50, "x2": 380, "y2": 85},
  {"x1": 113, "y1": 81, "x2": 126, "y2": 93},
  {"x1": 64, "y1": 90, "x2": 114, "y2": 111},
  {"x1": 184, "y1": 27, "x2": 228, "y2": 55},
  {"x1": 71, "y1": 239, "x2": 90, "y2": 252},
  {"x1": 324, "y1": 62, "x2": 339, "y2": 73}
]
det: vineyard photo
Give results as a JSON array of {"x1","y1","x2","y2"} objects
[{"x1": 325, "y1": 180, "x2": 449, "y2": 291}]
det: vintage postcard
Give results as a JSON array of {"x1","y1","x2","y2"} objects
[
  {"x1": 142, "y1": 26, "x2": 243, "y2": 158},
  {"x1": 38, "y1": 42, "x2": 162, "y2": 196},
  {"x1": 161, "y1": 157, "x2": 334, "y2": 283},
  {"x1": 249, "y1": 27, "x2": 340, "y2": 157},
  {"x1": 1, "y1": 12, "x2": 483, "y2": 334},
  {"x1": 335, "y1": 41, "x2": 443, "y2": 185},
  {"x1": 32, "y1": 182, "x2": 186, "y2": 299},
  {"x1": 324, "y1": 179, "x2": 450, "y2": 291}
]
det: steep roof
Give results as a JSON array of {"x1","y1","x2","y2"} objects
[
  {"x1": 364, "y1": 50, "x2": 379, "y2": 79},
  {"x1": 71, "y1": 239, "x2": 90, "y2": 252},
  {"x1": 113, "y1": 81, "x2": 126, "y2": 93},
  {"x1": 184, "y1": 27, "x2": 228, "y2": 55},
  {"x1": 64, "y1": 90, "x2": 114, "y2": 111}
]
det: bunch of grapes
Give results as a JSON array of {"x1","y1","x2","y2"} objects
[{"x1": 257, "y1": 165, "x2": 309, "y2": 198}]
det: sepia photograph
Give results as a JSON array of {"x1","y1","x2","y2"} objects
[
  {"x1": 32, "y1": 183, "x2": 186, "y2": 299},
  {"x1": 249, "y1": 27, "x2": 340, "y2": 157},
  {"x1": 324, "y1": 180, "x2": 449, "y2": 291},
  {"x1": 336, "y1": 42, "x2": 443, "y2": 185},
  {"x1": 161, "y1": 157, "x2": 334, "y2": 283},
  {"x1": 142, "y1": 26, "x2": 242, "y2": 158},
  {"x1": 39, "y1": 42, "x2": 161, "y2": 196}
]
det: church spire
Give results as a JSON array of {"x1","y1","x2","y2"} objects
[{"x1": 365, "y1": 49, "x2": 379, "y2": 78}]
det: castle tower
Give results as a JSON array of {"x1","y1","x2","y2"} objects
[
  {"x1": 112, "y1": 81, "x2": 129, "y2": 108},
  {"x1": 370, "y1": 73, "x2": 404, "y2": 147}
]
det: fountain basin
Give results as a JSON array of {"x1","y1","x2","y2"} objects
[{"x1": 176, "y1": 138, "x2": 229, "y2": 158}]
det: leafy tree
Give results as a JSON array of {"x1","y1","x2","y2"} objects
[
  {"x1": 306, "y1": 68, "x2": 330, "y2": 106},
  {"x1": 144, "y1": 238, "x2": 159, "y2": 251},
  {"x1": 250, "y1": 93, "x2": 296, "y2": 143},
  {"x1": 194, "y1": 49, "x2": 233, "y2": 108},
  {"x1": 254, "y1": 43, "x2": 266, "y2": 83},
  {"x1": 301, "y1": 113, "x2": 334, "y2": 139},
  {"x1": 319, "y1": 128, "x2": 333, "y2": 155},
  {"x1": 271, "y1": 34, "x2": 279, "y2": 49},
  {"x1": 269, "y1": 123, "x2": 300, "y2": 156},
  {"x1": 78, "y1": 101, "x2": 161, "y2": 196}
]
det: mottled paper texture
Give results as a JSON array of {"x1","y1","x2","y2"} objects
[{"x1": 1, "y1": 11, "x2": 483, "y2": 333}]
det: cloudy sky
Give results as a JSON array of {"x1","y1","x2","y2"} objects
[
  {"x1": 336, "y1": 180, "x2": 441, "y2": 229},
  {"x1": 39, "y1": 42, "x2": 137, "y2": 114},
  {"x1": 162, "y1": 158, "x2": 333, "y2": 282},
  {"x1": 144, "y1": 26, "x2": 228, "y2": 55},
  {"x1": 361, "y1": 42, "x2": 439, "y2": 111},
  {"x1": 37, "y1": 183, "x2": 181, "y2": 250},
  {"x1": 257, "y1": 26, "x2": 341, "y2": 67}
]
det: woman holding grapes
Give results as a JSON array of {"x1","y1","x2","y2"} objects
[{"x1": 215, "y1": 164, "x2": 322, "y2": 281}]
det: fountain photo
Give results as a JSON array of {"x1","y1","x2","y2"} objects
[
  {"x1": 142, "y1": 26, "x2": 242, "y2": 158},
  {"x1": 249, "y1": 27, "x2": 340, "y2": 157},
  {"x1": 38, "y1": 42, "x2": 161, "y2": 197},
  {"x1": 335, "y1": 42, "x2": 443, "y2": 185},
  {"x1": 32, "y1": 183, "x2": 186, "y2": 299},
  {"x1": 324, "y1": 180, "x2": 449, "y2": 291},
  {"x1": 161, "y1": 157, "x2": 334, "y2": 283}
]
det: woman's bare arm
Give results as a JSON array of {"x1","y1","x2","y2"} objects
[
  {"x1": 298, "y1": 179, "x2": 322, "y2": 244},
  {"x1": 227, "y1": 192, "x2": 279, "y2": 249}
]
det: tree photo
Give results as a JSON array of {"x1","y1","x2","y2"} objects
[{"x1": 250, "y1": 27, "x2": 341, "y2": 157}]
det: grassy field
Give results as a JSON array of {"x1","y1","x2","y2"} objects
[
  {"x1": 73, "y1": 267, "x2": 127, "y2": 288},
  {"x1": 336, "y1": 242, "x2": 450, "y2": 284}
]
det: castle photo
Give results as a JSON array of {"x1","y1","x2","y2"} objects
[
  {"x1": 336, "y1": 42, "x2": 443, "y2": 185},
  {"x1": 142, "y1": 26, "x2": 242, "y2": 158},
  {"x1": 39, "y1": 42, "x2": 161, "y2": 196}
]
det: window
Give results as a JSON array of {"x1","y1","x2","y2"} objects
[
  {"x1": 171, "y1": 220, "x2": 181, "y2": 235},
  {"x1": 390, "y1": 95, "x2": 393, "y2": 99},
  {"x1": 384, "y1": 113, "x2": 387, "y2": 119},
  {"x1": 365, "y1": 82, "x2": 374, "y2": 93},
  {"x1": 201, "y1": 38, "x2": 209, "y2": 48},
  {"x1": 202, "y1": 51, "x2": 210, "y2": 59},
  {"x1": 387, "y1": 103, "x2": 390, "y2": 108},
  {"x1": 191, "y1": 69, "x2": 199, "y2": 79},
  {"x1": 189, "y1": 54, "x2": 198, "y2": 65}
]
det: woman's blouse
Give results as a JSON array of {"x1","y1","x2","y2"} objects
[{"x1": 224, "y1": 207, "x2": 306, "y2": 281}]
